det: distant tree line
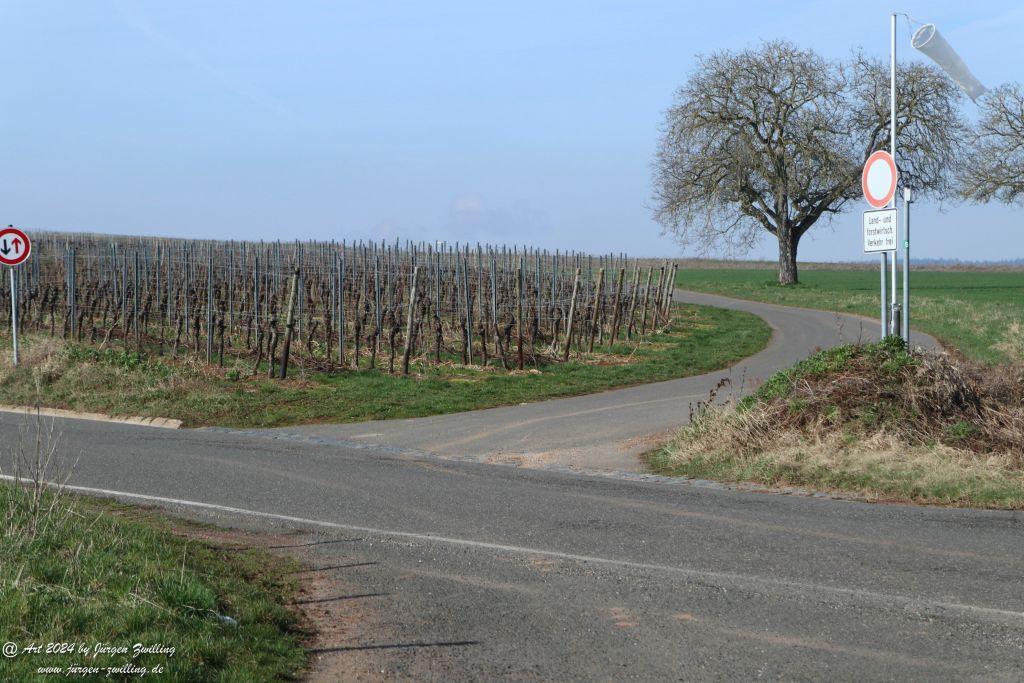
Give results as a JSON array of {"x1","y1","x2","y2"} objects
[{"x1": 652, "y1": 41, "x2": 1023, "y2": 285}]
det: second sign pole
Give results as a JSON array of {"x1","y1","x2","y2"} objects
[{"x1": 9, "y1": 267, "x2": 17, "y2": 368}]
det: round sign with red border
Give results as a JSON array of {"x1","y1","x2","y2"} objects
[
  {"x1": 862, "y1": 151, "x2": 898, "y2": 209},
  {"x1": 0, "y1": 227, "x2": 31, "y2": 266}
]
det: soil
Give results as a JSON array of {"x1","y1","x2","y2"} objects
[{"x1": 168, "y1": 523, "x2": 385, "y2": 681}]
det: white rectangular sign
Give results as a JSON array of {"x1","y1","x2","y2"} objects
[{"x1": 863, "y1": 208, "x2": 898, "y2": 253}]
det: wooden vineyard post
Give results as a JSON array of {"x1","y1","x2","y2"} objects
[
  {"x1": 455, "y1": 254, "x2": 466, "y2": 364},
  {"x1": 253, "y1": 252, "x2": 260, "y2": 351},
  {"x1": 490, "y1": 259, "x2": 508, "y2": 370},
  {"x1": 166, "y1": 248, "x2": 174, "y2": 354},
  {"x1": 533, "y1": 252, "x2": 541, "y2": 351},
  {"x1": 562, "y1": 267, "x2": 581, "y2": 362},
  {"x1": 252, "y1": 323, "x2": 264, "y2": 376},
  {"x1": 516, "y1": 261, "x2": 524, "y2": 370},
  {"x1": 640, "y1": 268, "x2": 653, "y2": 337},
  {"x1": 267, "y1": 317, "x2": 278, "y2": 378},
  {"x1": 659, "y1": 262, "x2": 673, "y2": 325},
  {"x1": 464, "y1": 256, "x2": 474, "y2": 365},
  {"x1": 218, "y1": 314, "x2": 226, "y2": 367},
  {"x1": 279, "y1": 268, "x2": 299, "y2": 379},
  {"x1": 68, "y1": 247, "x2": 77, "y2": 341},
  {"x1": 432, "y1": 251, "x2": 441, "y2": 365},
  {"x1": 338, "y1": 249, "x2": 345, "y2": 365},
  {"x1": 626, "y1": 265, "x2": 639, "y2": 341},
  {"x1": 172, "y1": 317, "x2": 183, "y2": 356},
  {"x1": 353, "y1": 271, "x2": 365, "y2": 370},
  {"x1": 206, "y1": 246, "x2": 214, "y2": 364},
  {"x1": 157, "y1": 246, "x2": 166, "y2": 354},
  {"x1": 588, "y1": 267, "x2": 604, "y2": 353},
  {"x1": 651, "y1": 265, "x2": 665, "y2": 329},
  {"x1": 402, "y1": 266, "x2": 419, "y2": 375},
  {"x1": 373, "y1": 255, "x2": 381, "y2": 365},
  {"x1": 120, "y1": 249, "x2": 128, "y2": 337},
  {"x1": 227, "y1": 247, "x2": 234, "y2": 332},
  {"x1": 609, "y1": 266, "x2": 625, "y2": 345},
  {"x1": 550, "y1": 251, "x2": 560, "y2": 348},
  {"x1": 662, "y1": 262, "x2": 676, "y2": 323},
  {"x1": 133, "y1": 251, "x2": 140, "y2": 352}
]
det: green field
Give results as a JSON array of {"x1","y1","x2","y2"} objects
[
  {"x1": 0, "y1": 303, "x2": 770, "y2": 428},
  {"x1": 676, "y1": 267, "x2": 1024, "y2": 363},
  {"x1": 0, "y1": 484, "x2": 306, "y2": 680}
]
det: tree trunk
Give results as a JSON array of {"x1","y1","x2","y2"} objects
[{"x1": 777, "y1": 228, "x2": 799, "y2": 285}]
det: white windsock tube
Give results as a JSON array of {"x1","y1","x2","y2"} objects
[{"x1": 912, "y1": 24, "x2": 987, "y2": 101}]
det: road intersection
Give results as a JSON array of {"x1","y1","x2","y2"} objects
[{"x1": 3, "y1": 292, "x2": 1018, "y2": 680}]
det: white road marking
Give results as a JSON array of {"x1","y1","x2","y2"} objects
[{"x1": 3, "y1": 474, "x2": 1021, "y2": 627}]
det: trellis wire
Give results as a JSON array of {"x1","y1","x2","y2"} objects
[{"x1": 4, "y1": 232, "x2": 678, "y2": 375}]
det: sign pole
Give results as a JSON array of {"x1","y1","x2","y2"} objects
[
  {"x1": 0, "y1": 226, "x2": 33, "y2": 366},
  {"x1": 902, "y1": 188, "x2": 911, "y2": 345},
  {"x1": 880, "y1": 252, "x2": 887, "y2": 338},
  {"x1": 9, "y1": 267, "x2": 18, "y2": 368},
  {"x1": 863, "y1": 149, "x2": 897, "y2": 337},
  {"x1": 888, "y1": 12, "x2": 898, "y2": 338}
]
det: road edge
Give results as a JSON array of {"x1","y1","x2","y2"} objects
[{"x1": 0, "y1": 404, "x2": 183, "y2": 429}]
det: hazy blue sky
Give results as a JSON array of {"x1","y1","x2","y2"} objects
[{"x1": 1, "y1": 1, "x2": 1020, "y2": 260}]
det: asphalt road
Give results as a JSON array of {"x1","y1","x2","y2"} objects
[
  {"x1": 239, "y1": 290, "x2": 940, "y2": 473},
  {"x1": 2, "y1": 292, "x2": 1018, "y2": 681}
]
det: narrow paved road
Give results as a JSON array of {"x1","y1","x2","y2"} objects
[
  {"x1": 238, "y1": 290, "x2": 939, "y2": 473},
  {"x1": 3, "y1": 293, "x2": 1015, "y2": 681}
]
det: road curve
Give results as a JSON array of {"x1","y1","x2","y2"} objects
[
  {"x1": 3, "y1": 292, "x2": 1007, "y2": 682},
  {"x1": 239, "y1": 289, "x2": 939, "y2": 473}
]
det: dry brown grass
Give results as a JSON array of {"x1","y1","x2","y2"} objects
[
  {"x1": 651, "y1": 340, "x2": 1024, "y2": 508},
  {"x1": 755, "y1": 343, "x2": 1023, "y2": 457},
  {"x1": 994, "y1": 321, "x2": 1024, "y2": 361}
]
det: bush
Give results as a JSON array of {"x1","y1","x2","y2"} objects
[
  {"x1": 654, "y1": 341, "x2": 1024, "y2": 507},
  {"x1": 730, "y1": 340, "x2": 1024, "y2": 459}
]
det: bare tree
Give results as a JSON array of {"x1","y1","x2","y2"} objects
[
  {"x1": 961, "y1": 84, "x2": 1024, "y2": 205},
  {"x1": 652, "y1": 41, "x2": 966, "y2": 284}
]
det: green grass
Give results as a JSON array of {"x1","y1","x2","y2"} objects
[
  {"x1": 742, "y1": 336, "x2": 914, "y2": 408},
  {"x1": 0, "y1": 485, "x2": 307, "y2": 680},
  {"x1": 0, "y1": 303, "x2": 770, "y2": 427},
  {"x1": 647, "y1": 445, "x2": 1024, "y2": 509},
  {"x1": 676, "y1": 267, "x2": 1024, "y2": 363}
]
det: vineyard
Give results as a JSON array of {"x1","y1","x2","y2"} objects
[{"x1": 4, "y1": 233, "x2": 679, "y2": 377}]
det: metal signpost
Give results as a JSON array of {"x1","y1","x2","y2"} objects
[
  {"x1": 0, "y1": 226, "x2": 32, "y2": 367},
  {"x1": 861, "y1": 150, "x2": 898, "y2": 338},
  {"x1": 902, "y1": 187, "x2": 911, "y2": 346},
  {"x1": 889, "y1": 13, "x2": 898, "y2": 339}
]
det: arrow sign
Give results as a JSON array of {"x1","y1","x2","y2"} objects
[{"x1": 0, "y1": 227, "x2": 31, "y2": 266}]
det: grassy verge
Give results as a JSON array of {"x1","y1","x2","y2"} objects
[
  {"x1": 0, "y1": 481, "x2": 307, "y2": 680},
  {"x1": 675, "y1": 267, "x2": 1024, "y2": 363},
  {"x1": 0, "y1": 304, "x2": 769, "y2": 427},
  {"x1": 649, "y1": 339, "x2": 1024, "y2": 509}
]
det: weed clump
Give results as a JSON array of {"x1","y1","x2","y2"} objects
[
  {"x1": 731, "y1": 338, "x2": 1023, "y2": 458},
  {"x1": 655, "y1": 339, "x2": 1024, "y2": 507}
]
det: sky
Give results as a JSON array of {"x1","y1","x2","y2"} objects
[{"x1": 0, "y1": 1, "x2": 1021, "y2": 261}]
